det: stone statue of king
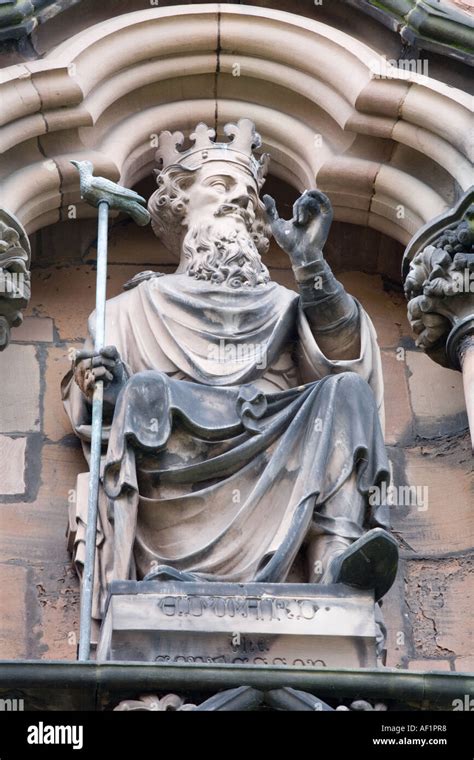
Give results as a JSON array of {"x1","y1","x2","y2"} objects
[{"x1": 62, "y1": 119, "x2": 398, "y2": 637}]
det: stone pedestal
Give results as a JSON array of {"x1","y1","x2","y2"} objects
[{"x1": 97, "y1": 581, "x2": 377, "y2": 668}]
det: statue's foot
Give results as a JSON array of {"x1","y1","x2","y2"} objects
[
  {"x1": 142, "y1": 564, "x2": 199, "y2": 582},
  {"x1": 325, "y1": 528, "x2": 399, "y2": 602}
]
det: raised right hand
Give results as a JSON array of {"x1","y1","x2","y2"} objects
[{"x1": 263, "y1": 190, "x2": 333, "y2": 267}]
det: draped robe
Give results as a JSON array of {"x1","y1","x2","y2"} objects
[{"x1": 62, "y1": 273, "x2": 389, "y2": 622}]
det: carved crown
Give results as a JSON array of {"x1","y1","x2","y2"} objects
[{"x1": 154, "y1": 118, "x2": 269, "y2": 188}]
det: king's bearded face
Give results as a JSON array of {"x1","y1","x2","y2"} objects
[
  {"x1": 149, "y1": 161, "x2": 271, "y2": 289},
  {"x1": 180, "y1": 162, "x2": 270, "y2": 288}
]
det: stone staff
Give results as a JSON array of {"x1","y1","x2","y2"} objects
[{"x1": 71, "y1": 160, "x2": 150, "y2": 659}]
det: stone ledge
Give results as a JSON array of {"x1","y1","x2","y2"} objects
[{"x1": 0, "y1": 661, "x2": 470, "y2": 711}]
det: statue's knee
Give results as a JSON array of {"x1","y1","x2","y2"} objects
[
  {"x1": 321, "y1": 371, "x2": 364, "y2": 389},
  {"x1": 126, "y1": 370, "x2": 168, "y2": 388},
  {"x1": 321, "y1": 372, "x2": 372, "y2": 404},
  {"x1": 123, "y1": 370, "x2": 170, "y2": 401},
  {"x1": 336, "y1": 371, "x2": 367, "y2": 391},
  {"x1": 118, "y1": 371, "x2": 172, "y2": 445}
]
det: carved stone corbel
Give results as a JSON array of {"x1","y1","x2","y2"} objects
[
  {"x1": 0, "y1": 209, "x2": 31, "y2": 351},
  {"x1": 403, "y1": 188, "x2": 474, "y2": 450},
  {"x1": 113, "y1": 688, "x2": 388, "y2": 712},
  {"x1": 114, "y1": 693, "x2": 197, "y2": 711}
]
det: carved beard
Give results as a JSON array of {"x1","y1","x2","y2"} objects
[{"x1": 181, "y1": 217, "x2": 270, "y2": 289}]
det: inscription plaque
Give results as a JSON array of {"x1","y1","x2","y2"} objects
[{"x1": 97, "y1": 581, "x2": 377, "y2": 668}]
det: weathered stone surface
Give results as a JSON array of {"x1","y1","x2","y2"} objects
[
  {"x1": 434, "y1": 568, "x2": 473, "y2": 655},
  {"x1": 339, "y1": 272, "x2": 405, "y2": 349},
  {"x1": 408, "y1": 659, "x2": 452, "y2": 671},
  {"x1": 0, "y1": 443, "x2": 85, "y2": 564},
  {"x1": 380, "y1": 560, "x2": 408, "y2": 668},
  {"x1": 0, "y1": 344, "x2": 40, "y2": 432},
  {"x1": 0, "y1": 501, "x2": 62, "y2": 565},
  {"x1": 0, "y1": 434, "x2": 26, "y2": 495},
  {"x1": 12, "y1": 316, "x2": 53, "y2": 343},
  {"x1": 392, "y1": 445, "x2": 474, "y2": 555},
  {"x1": 0, "y1": 438, "x2": 81, "y2": 658},
  {"x1": 381, "y1": 350, "x2": 414, "y2": 444},
  {"x1": 34, "y1": 562, "x2": 79, "y2": 661},
  {"x1": 406, "y1": 350, "x2": 467, "y2": 436},
  {"x1": 454, "y1": 656, "x2": 474, "y2": 673},
  {"x1": 0, "y1": 564, "x2": 28, "y2": 658},
  {"x1": 98, "y1": 581, "x2": 377, "y2": 668},
  {"x1": 406, "y1": 558, "x2": 473, "y2": 658},
  {"x1": 91, "y1": 218, "x2": 174, "y2": 266},
  {"x1": 27, "y1": 266, "x2": 145, "y2": 341}
]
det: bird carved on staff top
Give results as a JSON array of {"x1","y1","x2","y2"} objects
[{"x1": 71, "y1": 160, "x2": 151, "y2": 226}]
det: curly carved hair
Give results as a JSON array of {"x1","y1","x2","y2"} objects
[{"x1": 147, "y1": 164, "x2": 271, "y2": 257}]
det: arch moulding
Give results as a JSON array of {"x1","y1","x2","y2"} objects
[{"x1": 0, "y1": 3, "x2": 471, "y2": 246}]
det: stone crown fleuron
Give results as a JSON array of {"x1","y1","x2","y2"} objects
[{"x1": 155, "y1": 118, "x2": 269, "y2": 187}]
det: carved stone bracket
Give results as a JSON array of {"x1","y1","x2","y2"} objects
[
  {"x1": 114, "y1": 693, "x2": 197, "y2": 712},
  {"x1": 0, "y1": 208, "x2": 31, "y2": 351},
  {"x1": 113, "y1": 687, "x2": 388, "y2": 712},
  {"x1": 403, "y1": 187, "x2": 474, "y2": 448}
]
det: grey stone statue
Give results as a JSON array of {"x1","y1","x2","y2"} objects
[{"x1": 62, "y1": 119, "x2": 398, "y2": 634}]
